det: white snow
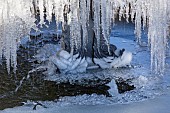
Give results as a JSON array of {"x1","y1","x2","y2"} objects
[{"x1": 1, "y1": 90, "x2": 170, "y2": 113}]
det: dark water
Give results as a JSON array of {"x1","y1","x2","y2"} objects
[{"x1": 0, "y1": 27, "x2": 135, "y2": 110}]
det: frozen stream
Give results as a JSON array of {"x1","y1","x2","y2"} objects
[
  {"x1": 1, "y1": 35, "x2": 170, "y2": 112},
  {"x1": 1, "y1": 88, "x2": 170, "y2": 113},
  {"x1": 1, "y1": 21, "x2": 170, "y2": 113}
]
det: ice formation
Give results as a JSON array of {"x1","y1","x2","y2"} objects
[
  {"x1": 106, "y1": 79, "x2": 119, "y2": 96},
  {"x1": 33, "y1": 44, "x2": 132, "y2": 74},
  {"x1": 0, "y1": 0, "x2": 35, "y2": 73},
  {"x1": 148, "y1": 0, "x2": 169, "y2": 74},
  {"x1": 0, "y1": 0, "x2": 169, "y2": 74},
  {"x1": 94, "y1": 50, "x2": 132, "y2": 69}
]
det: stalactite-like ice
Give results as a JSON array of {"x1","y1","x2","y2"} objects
[
  {"x1": 134, "y1": 0, "x2": 142, "y2": 44},
  {"x1": 148, "y1": 0, "x2": 168, "y2": 74},
  {"x1": 93, "y1": 0, "x2": 101, "y2": 51},
  {"x1": 38, "y1": 0, "x2": 45, "y2": 26},
  {"x1": 80, "y1": 0, "x2": 88, "y2": 48},
  {"x1": 0, "y1": 0, "x2": 169, "y2": 74},
  {"x1": 0, "y1": 0, "x2": 35, "y2": 73},
  {"x1": 44, "y1": 0, "x2": 53, "y2": 22},
  {"x1": 112, "y1": 0, "x2": 169, "y2": 74}
]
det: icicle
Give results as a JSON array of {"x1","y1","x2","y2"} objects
[
  {"x1": 44, "y1": 0, "x2": 53, "y2": 22},
  {"x1": 101, "y1": 0, "x2": 112, "y2": 54},
  {"x1": 93, "y1": 0, "x2": 101, "y2": 52},
  {"x1": 53, "y1": 0, "x2": 65, "y2": 32},
  {"x1": 148, "y1": 0, "x2": 168, "y2": 74},
  {"x1": 70, "y1": 0, "x2": 81, "y2": 53},
  {"x1": 111, "y1": 1, "x2": 117, "y2": 26},
  {"x1": 141, "y1": 0, "x2": 148, "y2": 29},
  {"x1": 86, "y1": 0, "x2": 90, "y2": 25},
  {"x1": 130, "y1": 4, "x2": 135, "y2": 22},
  {"x1": 105, "y1": 0, "x2": 113, "y2": 54},
  {"x1": 0, "y1": 0, "x2": 35, "y2": 73},
  {"x1": 75, "y1": 0, "x2": 81, "y2": 50},
  {"x1": 80, "y1": 0, "x2": 88, "y2": 48},
  {"x1": 134, "y1": 0, "x2": 142, "y2": 44},
  {"x1": 2, "y1": 0, "x2": 11, "y2": 73},
  {"x1": 38, "y1": 0, "x2": 44, "y2": 26},
  {"x1": 116, "y1": 0, "x2": 126, "y2": 21},
  {"x1": 112, "y1": 0, "x2": 169, "y2": 74},
  {"x1": 101, "y1": 0, "x2": 107, "y2": 44},
  {"x1": 53, "y1": 0, "x2": 59, "y2": 30},
  {"x1": 55, "y1": 0, "x2": 64, "y2": 22},
  {"x1": 0, "y1": 9, "x2": 3, "y2": 63},
  {"x1": 0, "y1": 0, "x2": 169, "y2": 75},
  {"x1": 125, "y1": 2, "x2": 130, "y2": 22}
]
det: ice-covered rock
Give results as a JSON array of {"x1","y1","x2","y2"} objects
[
  {"x1": 94, "y1": 49, "x2": 132, "y2": 69},
  {"x1": 34, "y1": 43, "x2": 132, "y2": 74},
  {"x1": 106, "y1": 79, "x2": 119, "y2": 96},
  {"x1": 49, "y1": 50, "x2": 88, "y2": 74}
]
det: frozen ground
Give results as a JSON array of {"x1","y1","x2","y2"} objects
[
  {"x1": 1, "y1": 35, "x2": 170, "y2": 113},
  {"x1": 1, "y1": 21, "x2": 170, "y2": 113},
  {"x1": 1, "y1": 88, "x2": 170, "y2": 113}
]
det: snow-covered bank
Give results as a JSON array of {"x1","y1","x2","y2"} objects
[
  {"x1": 1, "y1": 88, "x2": 170, "y2": 113},
  {"x1": 57, "y1": 89, "x2": 170, "y2": 113}
]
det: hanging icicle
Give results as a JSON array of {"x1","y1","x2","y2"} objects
[
  {"x1": 44, "y1": 0, "x2": 53, "y2": 23},
  {"x1": 148, "y1": 0, "x2": 168, "y2": 74},
  {"x1": 80, "y1": 0, "x2": 88, "y2": 48},
  {"x1": 101, "y1": 0, "x2": 112, "y2": 54},
  {"x1": 93, "y1": 0, "x2": 101, "y2": 52},
  {"x1": 0, "y1": 0, "x2": 169, "y2": 74},
  {"x1": 0, "y1": 0, "x2": 35, "y2": 73},
  {"x1": 125, "y1": 1, "x2": 130, "y2": 23},
  {"x1": 106, "y1": 0, "x2": 113, "y2": 53},
  {"x1": 86, "y1": 0, "x2": 90, "y2": 25},
  {"x1": 141, "y1": 0, "x2": 148, "y2": 29},
  {"x1": 69, "y1": 0, "x2": 81, "y2": 54},
  {"x1": 54, "y1": 0, "x2": 64, "y2": 22},
  {"x1": 129, "y1": 0, "x2": 136, "y2": 22},
  {"x1": 113, "y1": 0, "x2": 169, "y2": 74},
  {"x1": 38, "y1": 0, "x2": 44, "y2": 26},
  {"x1": 134, "y1": 0, "x2": 142, "y2": 44}
]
